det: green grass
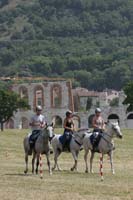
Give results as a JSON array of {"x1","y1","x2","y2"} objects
[{"x1": 0, "y1": 129, "x2": 132, "y2": 200}]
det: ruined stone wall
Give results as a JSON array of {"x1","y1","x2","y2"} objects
[{"x1": 7, "y1": 78, "x2": 73, "y2": 129}]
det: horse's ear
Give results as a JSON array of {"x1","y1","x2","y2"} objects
[
  {"x1": 51, "y1": 122, "x2": 54, "y2": 127},
  {"x1": 45, "y1": 122, "x2": 48, "y2": 128},
  {"x1": 51, "y1": 119, "x2": 55, "y2": 127},
  {"x1": 105, "y1": 121, "x2": 109, "y2": 125}
]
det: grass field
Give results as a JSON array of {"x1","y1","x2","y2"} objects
[{"x1": 0, "y1": 129, "x2": 132, "y2": 200}]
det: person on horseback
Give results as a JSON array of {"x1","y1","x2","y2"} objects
[
  {"x1": 62, "y1": 110, "x2": 75, "y2": 150},
  {"x1": 92, "y1": 108, "x2": 105, "y2": 151},
  {"x1": 29, "y1": 105, "x2": 46, "y2": 149},
  {"x1": 92, "y1": 108, "x2": 105, "y2": 133}
]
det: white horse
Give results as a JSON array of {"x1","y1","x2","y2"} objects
[
  {"x1": 83, "y1": 122, "x2": 123, "y2": 174},
  {"x1": 51, "y1": 130, "x2": 86, "y2": 171},
  {"x1": 23, "y1": 124, "x2": 54, "y2": 175}
]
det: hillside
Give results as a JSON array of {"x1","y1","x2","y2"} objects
[{"x1": 0, "y1": 0, "x2": 133, "y2": 90}]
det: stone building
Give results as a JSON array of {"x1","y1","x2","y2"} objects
[
  {"x1": 3, "y1": 78, "x2": 133, "y2": 129},
  {"x1": 4, "y1": 77, "x2": 74, "y2": 129},
  {"x1": 72, "y1": 88, "x2": 133, "y2": 129}
]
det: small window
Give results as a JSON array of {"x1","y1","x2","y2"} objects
[
  {"x1": 34, "y1": 85, "x2": 44, "y2": 109},
  {"x1": 51, "y1": 85, "x2": 62, "y2": 108}
]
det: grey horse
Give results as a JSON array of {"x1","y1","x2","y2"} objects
[
  {"x1": 51, "y1": 130, "x2": 86, "y2": 171},
  {"x1": 23, "y1": 124, "x2": 54, "y2": 175},
  {"x1": 83, "y1": 121, "x2": 123, "y2": 174}
]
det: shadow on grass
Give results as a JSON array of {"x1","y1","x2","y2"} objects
[{"x1": 4, "y1": 173, "x2": 37, "y2": 177}]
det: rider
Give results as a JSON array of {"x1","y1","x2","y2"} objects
[
  {"x1": 62, "y1": 110, "x2": 75, "y2": 150},
  {"x1": 29, "y1": 105, "x2": 46, "y2": 149},
  {"x1": 92, "y1": 108, "x2": 105, "y2": 133},
  {"x1": 92, "y1": 108, "x2": 105, "y2": 150}
]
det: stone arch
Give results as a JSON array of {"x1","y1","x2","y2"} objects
[
  {"x1": 108, "y1": 114, "x2": 119, "y2": 123},
  {"x1": 5, "y1": 118, "x2": 14, "y2": 129},
  {"x1": 51, "y1": 84, "x2": 62, "y2": 108},
  {"x1": 34, "y1": 85, "x2": 44, "y2": 110},
  {"x1": 88, "y1": 114, "x2": 95, "y2": 128},
  {"x1": 21, "y1": 117, "x2": 29, "y2": 129},
  {"x1": 73, "y1": 115, "x2": 80, "y2": 129},
  {"x1": 52, "y1": 115, "x2": 62, "y2": 128},
  {"x1": 127, "y1": 113, "x2": 133, "y2": 128},
  {"x1": 127, "y1": 113, "x2": 133, "y2": 119}
]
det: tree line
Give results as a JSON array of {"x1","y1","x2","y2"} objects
[{"x1": 0, "y1": 0, "x2": 133, "y2": 90}]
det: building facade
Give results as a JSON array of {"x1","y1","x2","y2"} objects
[
  {"x1": 3, "y1": 78, "x2": 133, "y2": 129},
  {"x1": 5, "y1": 78, "x2": 74, "y2": 129}
]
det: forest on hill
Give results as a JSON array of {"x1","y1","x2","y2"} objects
[{"x1": 0, "y1": 0, "x2": 133, "y2": 91}]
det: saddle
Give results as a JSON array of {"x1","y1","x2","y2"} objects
[
  {"x1": 59, "y1": 132, "x2": 72, "y2": 151},
  {"x1": 90, "y1": 132, "x2": 102, "y2": 152},
  {"x1": 29, "y1": 130, "x2": 42, "y2": 149}
]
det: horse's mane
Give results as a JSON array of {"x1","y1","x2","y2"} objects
[{"x1": 77, "y1": 128, "x2": 90, "y2": 133}]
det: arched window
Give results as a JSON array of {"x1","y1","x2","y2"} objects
[
  {"x1": 127, "y1": 113, "x2": 133, "y2": 128},
  {"x1": 108, "y1": 114, "x2": 119, "y2": 123},
  {"x1": 5, "y1": 118, "x2": 14, "y2": 129},
  {"x1": 73, "y1": 115, "x2": 80, "y2": 129},
  {"x1": 52, "y1": 116, "x2": 62, "y2": 128},
  {"x1": 21, "y1": 117, "x2": 29, "y2": 129},
  {"x1": 88, "y1": 114, "x2": 95, "y2": 128},
  {"x1": 51, "y1": 84, "x2": 62, "y2": 108},
  {"x1": 19, "y1": 86, "x2": 28, "y2": 99},
  {"x1": 34, "y1": 85, "x2": 44, "y2": 109},
  {"x1": 127, "y1": 113, "x2": 133, "y2": 119}
]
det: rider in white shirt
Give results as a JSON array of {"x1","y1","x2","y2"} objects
[
  {"x1": 29, "y1": 105, "x2": 46, "y2": 148},
  {"x1": 30, "y1": 106, "x2": 46, "y2": 131}
]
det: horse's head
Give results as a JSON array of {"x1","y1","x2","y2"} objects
[
  {"x1": 106, "y1": 121, "x2": 123, "y2": 139},
  {"x1": 43, "y1": 123, "x2": 54, "y2": 141}
]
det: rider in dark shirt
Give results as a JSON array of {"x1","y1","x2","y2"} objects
[{"x1": 62, "y1": 110, "x2": 75, "y2": 149}]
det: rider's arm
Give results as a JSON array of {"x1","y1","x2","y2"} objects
[{"x1": 101, "y1": 118, "x2": 105, "y2": 130}]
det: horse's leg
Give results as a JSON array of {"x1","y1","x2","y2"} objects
[
  {"x1": 35, "y1": 153, "x2": 40, "y2": 174},
  {"x1": 75, "y1": 151, "x2": 79, "y2": 171},
  {"x1": 71, "y1": 150, "x2": 78, "y2": 171},
  {"x1": 32, "y1": 152, "x2": 36, "y2": 174},
  {"x1": 90, "y1": 151, "x2": 95, "y2": 173},
  {"x1": 46, "y1": 153, "x2": 52, "y2": 175},
  {"x1": 52, "y1": 150, "x2": 62, "y2": 171},
  {"x1": 108, "y1": 151, "x2": 115, "y2": 174},
  {"x1": 84, "y1": 149, "x2": 89, "y2": 173},
  {"x1": 24, "y1": 153, "x2": 28, "y2": 174}
]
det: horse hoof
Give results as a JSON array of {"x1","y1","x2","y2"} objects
[
  {"x1": 71, "y1": 168, "x2": 74, "y2": 171},
  {"x1": 24, "y1": 170, "x2": 27, "y2": 174},
  {"x1": 52, "y1": 167, "x2": 55, "y2": 171},
  {"x1": 85, "y1": 170, "x2": 88, "y2": 173}
]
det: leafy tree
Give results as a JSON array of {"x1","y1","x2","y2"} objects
[
  {"x1": 0, "y1": 90, "x2": 30, "y2": 131},
  {"x1": 123, "y1": 81, "x2": 133, "y2": 111},
  {"x1": 0, "y1": 0, "x2": 133, "y2": 90}
]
